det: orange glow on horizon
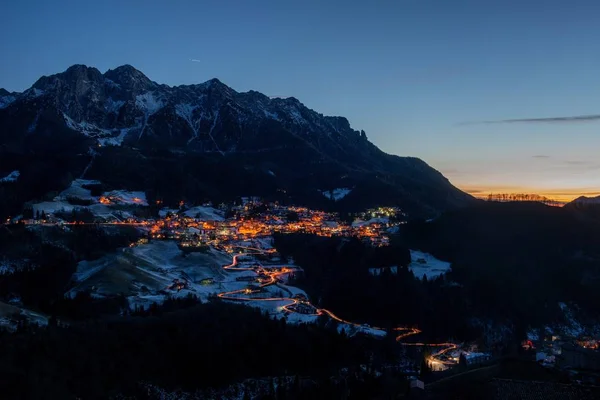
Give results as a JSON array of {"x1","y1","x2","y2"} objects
[{"x1": 461, "y1": 185, "x2": 600, "y2": 203}]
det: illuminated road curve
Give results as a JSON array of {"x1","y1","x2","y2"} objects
[
  {"x1": 217, "y1": 246, "x2": 458, "y2": 366},
  {"x1": 18, "y1": 220, "x2": 456, "y2": 364}
]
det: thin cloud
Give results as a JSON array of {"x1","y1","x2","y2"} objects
[
  {"x1": 459, "y1": 114, "x2": 600, "y2": 125},
  {"x1": 465, "y1": 189, "x2": 486, "y2": 194},
  {"x1": 564, "y1": 160, "x2": 591, "y2": 165},
  {"x1": 532, "y1": 155, "x2": 550, "y2": 159},
  {"x1": 189, "y1": 59, "x2": 202, "y2": 63}
]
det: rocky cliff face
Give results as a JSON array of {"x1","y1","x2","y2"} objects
[{"x1": 0, "y1": 64, "x2": 474, "y2": 216}]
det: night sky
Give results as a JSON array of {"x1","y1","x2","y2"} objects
[{"x1": 3, "y1": 0, "x2": 600, "y2": 200}]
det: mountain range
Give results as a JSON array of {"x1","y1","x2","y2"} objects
[{"x1": 0, "y1": 64, "x2": 473, "y2": 217}]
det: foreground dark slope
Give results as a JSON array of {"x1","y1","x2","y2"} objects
[
  {"x1": 0, "y1": 64, "x2": 473, "y2": 217},
  {"x1": 400, "y1": 201, "x2": 600, "y2": 322}
]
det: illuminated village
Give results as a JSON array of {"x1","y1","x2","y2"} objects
[
  {"x1": 9, "y1": 182, "x2": 599, "y2": 379},
  {"x1": 150, "y1": 202, "x2": 398, "y2": 249}
]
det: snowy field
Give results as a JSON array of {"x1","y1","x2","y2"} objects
[
  {"x1": 408, "y1": 250, "x2": 451, "y2": 280},
  {"x1": 31, "y1": 179, "x2": 148, "y2": 218},
  {"x1": 32, "y1": 201, "x2": 117, "y2": 218},
  {"x1": 56, "y1": 179, "x2": 100, "y2": 201},
  {"x1": 158, "y1": 208, "x2": 179, "y2": 217},
  {"x1": 321, "y1": 188, "x2": 352, "y2": 201},
  {"x1": 0, "y1": 259, "x2": 28, "y2": 275},
  {"x1": 339, "y1": 324, "x2": 387, "y2": 338},
  {"x1": 352, "y1": 217, "x2": 389, "y2": 227},
  {"x1": 65, "y1": 241, "x2": 309, "y2": 322},
  {"x1": 0, "y1": 170, "x2": 20, "y2": 183},
  {"x1": 368, "y1": 251, "x2": 451, "y2": 280},
  {"x1": 0, "y1": 301, "x2": 48, "y2": 331},
  {"x1": 104, "y1": 190, "x2": 148, "y2": 206},
  {"x1": 67, "y1": 241, "x2": 232, "y2": 303},
  {"x1": 182, "y1": 206, "x2": 224, "y2": 221},
  {"x1": 65, "y1": 239, "x2": 395, "y2": 337}
]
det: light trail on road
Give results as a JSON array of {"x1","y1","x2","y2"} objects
[
  {"x1": 217, "y1": 246, "x2": 459, "y2": 365},
  {"x1": 21, "y1": 219, "x2": 459, "y2": 366},
  {"x1": 19, "y1": 221, "x2": 460, "y2": 364}
]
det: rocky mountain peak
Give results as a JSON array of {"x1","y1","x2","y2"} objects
[
  {"x1": 31, "y1": 64, "x2": 103, "y2": 92},
  {"x1": 104, "y1": 64, "x2": 155, "y2": 92},
  {"x1": 199, "y1": 77, "x2": 236, "y2": 98},
  {"x1": 64, "y1": 64, "x2": 103, "y2": 78},
  {"x1": 0, "y1": 63, "x2": 474, "y2": 217},
  {"x1": 0, "y1": 88, "x2": 16, "y2": 109}
]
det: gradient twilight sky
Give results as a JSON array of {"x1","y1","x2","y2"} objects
[{"x1": 2, "y1": 0, "x2": 600, "y2": 200}]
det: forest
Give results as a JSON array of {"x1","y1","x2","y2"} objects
[
  {"x1": 0, "y1": 224, "x2": 140, "y2": 315},
  {"x1": 0, "y1": 298, "x2": 381, "y2": 399},
  {"x1": 401, "y1": 202, "x2": 600, "y2": 325},
  {"x1": 273, "y1": 233, "x2": 479, "y2": 342},
  {"x1": 273, "y1": 205, "x2": 600, "y2": 347}
]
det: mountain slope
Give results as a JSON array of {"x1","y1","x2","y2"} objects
[
  {"x1": 0, "y1": 64, "x2": 473, "y2": 217},
  {"x1": 568, "y1": 195, "x2": 600, "y2": 206},
  {"x1": 564, "y1": 195, "x2": 600, "y2": 222}
]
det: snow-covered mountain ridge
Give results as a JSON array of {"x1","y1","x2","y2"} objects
[
  {"x1": 0, "y1": 64, "x2": 474, "y2": 217},
  {"x1": 0, "y1": 64, "x2": 368, "y2": 152}
]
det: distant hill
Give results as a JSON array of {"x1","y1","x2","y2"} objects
[
  {"x1": 484, "y1": 193, "x2": 562, "y2": 206},
  {"x1": 400, "y1": 201, "x2": 600, "y2": 323},
  {"x1": 564, "y1": 195, "x2": 600, "y2": 222},
  {"x1": 0, "y1": 64, "x2": 474, "y2": 218},
  {"x1": 403, "y1": 201, "x2": 598, "y2": 263},
  {"x1": 567, "y1": 195, "x2": 600, "y2": 206}
]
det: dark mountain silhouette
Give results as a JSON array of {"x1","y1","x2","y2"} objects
[{"x1": 0, "y1": 64, "x2": 474, "y2": 217}]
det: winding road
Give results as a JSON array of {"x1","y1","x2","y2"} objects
[{"x1": 216, "y1": 246, "x2": 458, "y2": 366}]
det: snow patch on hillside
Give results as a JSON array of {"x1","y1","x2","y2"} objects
[
  {"x1": 135, "y1": 92, "x2": 163, "y2": 115},
  {"x1": 0, "y1": 259, "x2": 29, "y2": 275},
  {"x1": 352, "y1": 217, "x2": 389, "y2": 227},
  {"x1": 97, "y1": 127, "x2": 132, "y2": 146},
  {"x1": 558, "y1": 302, "x2": 585, "y2": 337},
  {"x1": 175, "y1": 103, "x2": 196, "y2": 121},
  {"x1": 0, "y1": 302, "x2": 48, "y2": 331},
  {"x1": 104, "y1": 78, "x2": 120, "y2": 88},
  {"x1": 27, "y1": 88, "x2": 45, "y2": 98},
  {"x1": 321, "y1": 188, "x2": 352, "y2": 201},
  {"x1": 31, "y1": 180, "x2": 148, "y2": 219},
  {"x1": 0, "y1": 170, "x2": 20, "y2": 183},
  {"x1": 286, "y1": 106, "x2": 306, "y2": 125},
  {"x1": 182, "y1": 206, "x2": 224, "y2": 221},
  {"x1": 175, "y1": 103, "x2": 204, "y2": 143},
  {"x1": 159, "y1": 208, "x2": 179, "y2": 218},
  {"x1": 32, "y1": 201, "x2": 76, "y2": 215},
  {"x1": 338, "y1": 323, "x2": 387, "y2": 338},
  {"x1": 63, "y1": 113, "x2": 113, "y2": 137},
  {"x1": 0, "y1": 95, "x2": 16, "y2": 109},
  {"x1": 263, "y1": 109, "x2": 280, "y2": 120},
  {"x1": 104, "y1": 98, "x2": 124, "y2": 113},
  {"x1": 136, "y1": 92, "x2": 164, "y2": 140},
  {"x1": 55, "y1": 179, "x2": 100, "y2": 201},
  {"x1": 28, "y1": 113, "x2": 40, "y2": 133},
  {"x1": 408, "y1": 250, "x2": 451, "y2": 280},
  {"x1": 103, "y1": 190, "x2": 148, "y2": 206}
]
